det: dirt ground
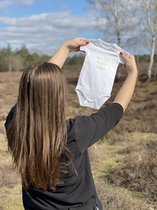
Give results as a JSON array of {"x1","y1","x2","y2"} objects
[{"x1": 0, "y1": 68, "x2": 157, "y2": 210}]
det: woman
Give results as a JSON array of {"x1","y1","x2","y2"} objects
[{"x1": 4, "y1": 38, "x2": 138, "y2": 210}]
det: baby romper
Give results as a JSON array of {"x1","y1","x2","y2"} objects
[{"x1": 75, "y1": 39, "x2": 128, "y2": 109}]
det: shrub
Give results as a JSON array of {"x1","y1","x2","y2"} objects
[
  {"x1": 106, "y1": 145, "x2": 157, "y2": 203},
  {"x1": 95, "y1": 179, "x2": 152, "y2": 210}
]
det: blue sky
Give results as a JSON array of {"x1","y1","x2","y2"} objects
[
  {"x1": 0, "y1": 0, "x2": 151, "y2": 55},
  {"x1": 0, "y1": 0, "x2": 102, "y2": 54},
  {"x1": 0, "y1": 0, "x2": 89, "y2": 17}
]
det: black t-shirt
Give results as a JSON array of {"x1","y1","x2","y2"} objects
[{"x1": 4, "y1": 103, "x2": 123, "y2": 210}]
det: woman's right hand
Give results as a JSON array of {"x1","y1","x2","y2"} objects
[
  {"x1": 63, "y1": 38, "x2": 89, "y2": 52},
  {"x1": 120, "y1": 52, "x2": 138, "y2": 75}
]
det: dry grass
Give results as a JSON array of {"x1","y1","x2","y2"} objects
[{"x1": 0, "y1": 68, "x2": 157, "y2": 210}]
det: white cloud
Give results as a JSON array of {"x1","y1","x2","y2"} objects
[
  {"x1": 18, "y1": 0, "x2": 34, "y2": 6},
  {"x1": 0, "y1": 0, "x2": 35, "y2": 9},
  {"x1": 0, "y1": 12, "x2": 96, "y2": 54},
  {"x1": 0, "y1": 0, "x2": 12, "y2": 9}
]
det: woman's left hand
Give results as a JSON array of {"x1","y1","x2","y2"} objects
[{"x1": 64, "y1": 38, "x2": 89, "y2": 52}]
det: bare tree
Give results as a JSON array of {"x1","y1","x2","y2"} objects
[
  {"x1": 87, "y1": 0, "x2": 140, "y2": 82},
  {"x1": 141, "y1": 0, "x2": 157, "y2": 80},
  {"x1": 87, "y1": 0, "x2": 139, "y2": 48}
]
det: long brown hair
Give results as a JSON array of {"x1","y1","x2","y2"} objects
[{"x1": 6, "y1": 62, "x2": 73, "y2": 190}]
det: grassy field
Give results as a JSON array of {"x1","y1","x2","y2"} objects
[{"x1": 0, "y1": 66, "x2": 157, "y2": 210}]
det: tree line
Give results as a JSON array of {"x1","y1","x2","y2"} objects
[
  {"x1": 0, "y1": 44, "x2": 157, "y2": 81},
  {"x1": 0, "y1": 44, "x2": 50, "y2": 72},
  {"x1": 0, "y1": 44, "x2": 85, "y2": 73}
]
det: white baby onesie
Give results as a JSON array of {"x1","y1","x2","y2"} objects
[{"x1": 75, "y1": 39, "x2": 127, "y2": 110}]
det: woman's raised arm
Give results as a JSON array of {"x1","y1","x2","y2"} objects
[
  {"x1": 113, "y1": 52, "x2": 138, "y2": 111},
  {"x1": 48, "y1": 38, "x2": 89, "y2": 68}
]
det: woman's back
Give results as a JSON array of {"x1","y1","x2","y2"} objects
[{"x1": 5, "y1": 101, "x2": 123, "y2": 210}]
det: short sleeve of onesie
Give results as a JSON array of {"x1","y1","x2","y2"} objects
[{"x1": 74, "y1": 103, "x2": 124, "y2": 153}]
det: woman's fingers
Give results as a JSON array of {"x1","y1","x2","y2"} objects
[
  {"x1": 120, "y1": 52, "x2": 137, "y2": 74},
  {"x1": 77, "y1": 38, "x2": 90, "y2": 46},
  {"x1": 120, "y1": 51, "x2": 129, "y2": 62},
  {"x1": 65, "y1": 38, "x2": 89, "y2": 52}
]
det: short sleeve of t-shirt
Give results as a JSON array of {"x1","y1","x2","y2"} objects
[
  {"x1": 74, "y1": 103, "x2": 124, "y2": 153},
  {"x1": 4, "y1": 104, "x2": 16, "y2": 130}
]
